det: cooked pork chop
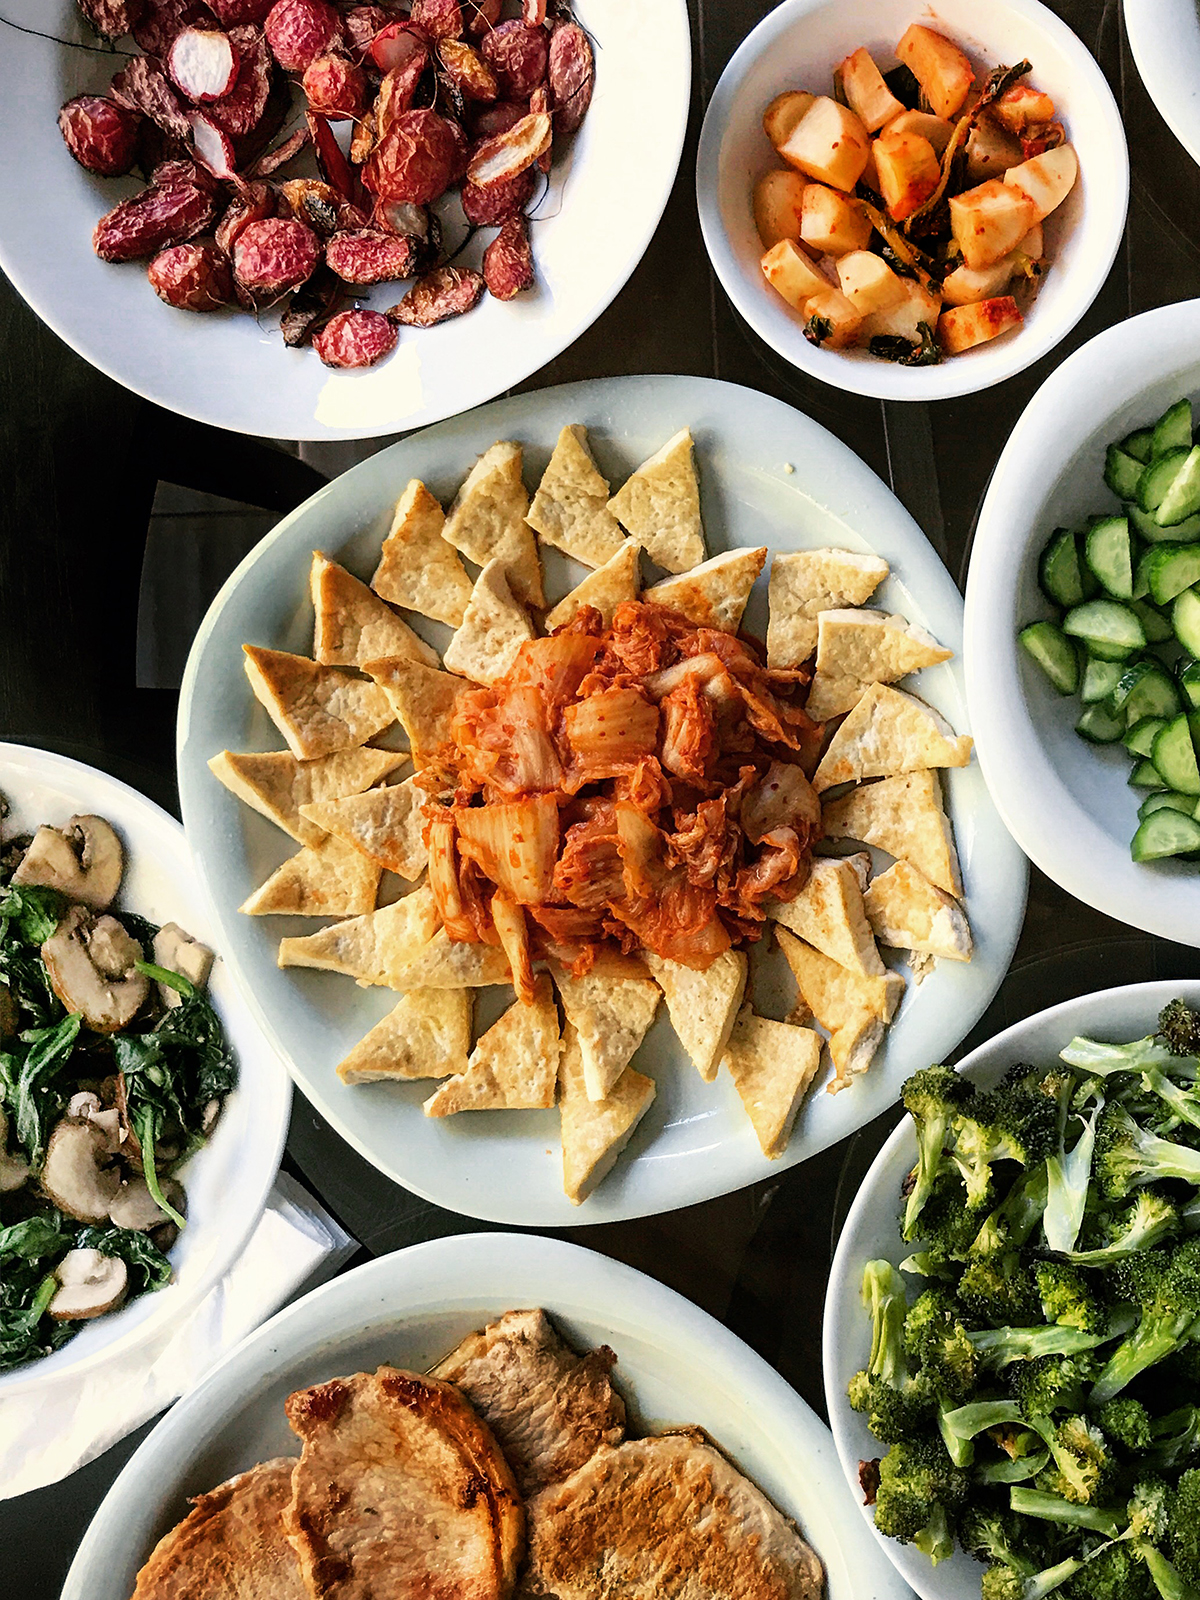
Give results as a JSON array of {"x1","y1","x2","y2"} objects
[
  {"x1": 432, "y1": 1308, "x2": 626, "y2": 1494},
  {"x1": 521, "y1": 1433, "x2": 825, "y2": 1600},
  {"x1": 283, "y1": 1366, "x2": 524, "y2": 1600},
  {"x1": 132, "y1": 1457, "x2": 306, "y2": 1600}
]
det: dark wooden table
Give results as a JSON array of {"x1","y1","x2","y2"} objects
[{"x1": 5, "y1": 0, "x2": 1200, "y2": 1590}]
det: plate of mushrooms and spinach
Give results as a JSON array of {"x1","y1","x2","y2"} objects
[{"x1": 0, "y1": 744, "x2": 291, "y2": 1388}]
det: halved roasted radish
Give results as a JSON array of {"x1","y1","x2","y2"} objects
[
  {"x1": 169, "y1": 28, "x2": 240, "y2": 102},
  {"x1": 188, "y1": 110, "x2": 239, "y2": 179}
]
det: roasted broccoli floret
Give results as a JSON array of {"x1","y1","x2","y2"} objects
[
  {"x1": 902, "y1": 1065, "x2": 976, "y2": 1239},
  {"x1": 904, "y1": 1287, "x2": 978, "y2": 1401},
  {"x1": 1036, "y1": 1261, "x2": 1107, "y2": 1334},
  {"x1": 1031, "y1": 1413, "x2": 1114, "y2": 1506},
  {"x1": 1091, "y1": 1237, "x2": 1200, "y2": 1406},
  {"x1": 983, "y1": 1557, "x2": 1092, "y2": 1600},
  {"x1": 1065, "y1": 1192, "x2": 1180, "y2": 1266},
  {"x1": 915, "y1": 1169, "x2": 991, "y2": 1270},
  {"x1": 960, "y1": 1253, "x2": 1041, "y2": 1325},
  {"x1": 863, "y1": 1259, "x2": 907, "y2": 1384},
  {"x1": 1099, "y1": 1398, "x2": 1154, "y2": 1454},
  {"x1": 1126, "y1": 1476, "x2": 1172, "y2": 1545},
  {"x1": 873, "y1": 1436, "x2": 968, "y2": 1556},
  {"x1": 1170, "y1": 1469, "x2": 1200, "y2": 1585},
  {"x1": 1095, "y1": 1107, "x2": 1200, "y2": 1203},
  {"x1": 1062, "y1": 1539, "x2": 1154, "y2": 1600},
  {"x1": 970, "y1": 1317, "x2": 1124, "y2": 1371},
  {"x1": 960, "y1": 1503, "x2": 1040, "y2": 1571},
  {"x1": 950, "y1": 1087, "x2": 1059, "y2": 1207},
  {"x1": 972, "y1": 1163, "x2": 1051, "y2": 1258},
  {"x1": 1009, "y1": 1353, "x2": 1099, "y2": 1419},
  {"x1": 848, "y1": 1260, "x2": 937, "y2": 1444},
  {"x1": 1159, "y1": 1001, "x2": 1200, "y2": 1059}
]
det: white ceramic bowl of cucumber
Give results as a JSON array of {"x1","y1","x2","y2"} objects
[{"x1": 965, "y1": 300, "x2": 1200, "y2": 945}]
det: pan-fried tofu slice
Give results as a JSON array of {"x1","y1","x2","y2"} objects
[
  {"x1": 721, "y1": 1006, "x2": 822, "y2": 1158},
  {"x1": 559, "y1": 1020, "x2": 655, "y2": 1205},
  {"x1": 807, "y1": 608, "x2": 953, "y2": 720},
  {"x1": 337, "y1": 989, "x2": 472, "y2": 1083},
  {"x1": 551, "y1": 960, "x2": 661, "y2": 1102},
  {"x1": 311, "y1": 552, "x2": 439, "y2": 670},
  {"x1": 243, "y1": 646, "x2": 394, "y2": 761},
  {"x1": 371, "y1": 479, "x2": 473, "y2": 628},
  {"x1": 812, "y1": 683, "x2": 973, "y2": 792},
  {"x1": 527, "y1": 424, "x2": 627, "y2": 569},
  {"x1": 769, "y1": 854, "x2": 883, "y2": 977},
  {"x1": 442, "y1": 560, "x2": 534, "y2": 686},
  {"x1": 864, "y1": 860, "x2": 973, "y2": 961},
  {"x1": 777, "y1": 926, "x2": 904, "y2": 1094},
  {"x1": 766, "y1": 548, "x2": 889, "y2": 666},
  {"x1": 607, "y1": 429, "x2": 705, "y2": 574},
  {"x1": 424, "y1": 975, "x2": 560, "y2": 1115},
  {"x1": 362, "y1": 658, "x2": 465, "y2": 767},
  {"x1": 208, "y1": 748, "x2": 407, "y2": 845},
  {"x1": 644, "y1": 547, "x2": 767, "y2": 633},
  {"x1": 545, "y1": 541, "x2": 641, "y2": 631},
  {"x1": 822, "y1": 771, "x2": 962, "y2": 895},
  {"x1": 387, "y1": 928, "x2": 513, "y2": 989},
  {"x1": 299, "y1": 774, "x2": 427, "y2": 879},
  {"x1": 443, "y1": 442, "x2": 544, "y2": 608},
  {"x1": 641, "y1": 948, "x2": 747, "y2": 1082},
  {"x1": 278, "y1": 884, "x2": 439, "y2": 985},
  {"x1": 239, "y1": 834, "x2": 381, "y2": 917}
]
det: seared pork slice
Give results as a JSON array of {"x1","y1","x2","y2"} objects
[
  {"x1": 283, "y1": 1366, "x2": 523, "y2": 1600},
  {"x1": 132, "y1": 1457, "x2": 306, "y2": 1599},
  {"x1": 522, "y1": 1433, "x2": 825, "y2": 1599},
  {"x1": 433, "y1": 1307, "x2": 626, "y2": 1494}
]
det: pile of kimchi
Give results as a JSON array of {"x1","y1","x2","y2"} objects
[{"x1": 420, "y1": 601, "x2": 824, "y2": 999}]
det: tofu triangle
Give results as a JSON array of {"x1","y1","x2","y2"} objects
[
  {"x1": 243, "y1": 646, "x2": 394, "y2": 762},
  {"x1": 387, "y1": 928, "x2": 514, "y2": 989},
  {"x1": 864, "y1": 859, "x2": 973, "y2": 961},
  {"x1": 442, "y1": 560, "x2": 534, "y2": 685},
  {"x1": 641, "y1": 948, "x2": 746, "y2": 1082},
  {"x1": 362, "y1": 658, "x2": 465, "y2": 767},
  {"x1": 239, "y1": 834, "x2": 381, "y2": 917},
  {"x1": 776, "y1": 926, "x2": 904, "y2": 1094},
  {"x1": 527, "y1": 424, "x2": 627, "y2": 568},
  {"x1": 559, "y1": 1020, "x2": 655, "y2": 1205},
  {"x1": 424, "y1": 976, "x2": 561, "y2": 1115},
  {"x1": 208, "y1": 747, "x2": 407, "y2": 845},
  {"x1": 813, "y1": 683, "x2": 973, "y2": 792},
  {"x1": 551, "y1": 961, "x2": 661, "y2": 1101},
  {"x1": 371, "y1": 479, "x2": 473, "y2": 628},
  {"x1": 767, "y1": 548, "x2": 890, "y2": 666},
  {"x1": 769, "y1": 854, "x2": 883, "y2": 977},
  {"x1": 607, "y1": 428, "x2": 705, "y2": 574},
  {"x1": 277, "y1": 885, "x2": 439, "y2": 986},
  {"x1": 300, "y1": 775, "x2": 427, "y2": 880},
  {"x1": 645, "y1": 547, "x2": 767, "y2": 633},
  {"x1": 337, "y1": 989, "x2": 472, "y2": 1083},
  {"x1": 442, "y1": 442, "x2": 544, "y2": 607},
  {"x1": 545, "y1": 540, "x2": 641, "y2": 630},
  {"x1": 311, "y1": 552, "x2": 439, "y2": 670},
  {"x1": 721, "y1": 1006, "x2": 822, "y2": 1158},
  {"x1": 822, "y1": 771, "x2": 962, "y2": 895},
  {"x1": 807, "y1": 608, "x2": 953, "y2": 720}
]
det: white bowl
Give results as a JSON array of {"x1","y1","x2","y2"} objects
[
  {"x1": 0, "y1": 743, "x2": 292, "y2": 1396},
  {"x1": 965, "y1": 300, "x2": 1200, "y2": 946},
  {"x1": 823, "y1": 977, "x2": 1200, "y2": 1600},
  {"x1": 1124, "y1": 0, "x2": 1200, "y2": 171},
  {"x1": 0, "y1": 0, "x2": 689, "y2": 442},
  {"x1": 696, "y1": 0, "x2": 1128, "y2": 401}
]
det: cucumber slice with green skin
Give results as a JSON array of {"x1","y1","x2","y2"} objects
[
  {"x1": 1145, "y1": 543, "x2": 1200, "y2": 604},
  {"x1": 1138, "y1": 448, "x2": 1191, "y2": 513},
  {"x1": 1152, "y1": 398, "x2": 1193, "y2": 457},
  {"x1": 1116, "y1": 662, "x2": 1183, "y2": 724},
  {"x1": 1129, "y1": 504, "x2": 1200, "y2": 544},
  {"x1": 1152, "y1": 713, "x2": 1200, "y2": 794},
  {"x1": 1125, "y1": 716, "x2": 1168, "y2": 757},
  {"x1": 1157, "y1": 447, "x2": 1200, "y2": 526},
  {"x1": 1038, "y1": 527, "x2": 1089, "y2": 609},
  {"x1": 1180, "y1": 659, "x2": 1200, "y2": 709},
  {"x1": 1174, "y1": 588, "x2": 1200, "y2": 657},
  {"x1": 1131, "y1": 598, "x2": 1176, "y2": 643},
  {"x1": 1076, "y1": 701, "x2": 1125, "y2": 743},
  {"x1": 1130, "y1": 758, "x2": 1166, "y2": 787},
  {"x1": 1081, "y1": 657, "x2": 1125, "y2": 702},
  {"x1": 1084, "y1": 516, "x2": 1134, "y2": 599},
  {"x1": 1123, "y1": 427, "x2": 1155, "y2": 465},
  {"x1": 1062, "y1": 600, "x2": 1147, "y2": 660},
  {"x1": 1133, "y1": 546, "x2": 1153, "y2": 601},
  {"x1": 1131, "y1": 808, "x2": 1200, "y2": 861},
  {"x1": 1139, "y1": 790, "x2": 1199, "y2": 819},
  {"x1": 1019, "y1": 622, "x2": 1079, "y2": 695},
  {"x1": 1105, "y1": 445, "x2": 1144, "y2": 502}
]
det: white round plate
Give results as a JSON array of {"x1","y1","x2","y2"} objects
[
  {"x1": 177, "y1": 372, "x2": 1027, "y2": 1226},
  {"x1": 965, "y1": 300, "x2": 1200, "y2": 947},
  {"x1": 0, "y1": 2, "x2": 689, "y2": 441},
  {"x1": 0, "y1": 742, "x2": 291, "y2": 1396},
  {"x1": 823, "y1": 977, "x2": 1200, "y2": 1600},
  {"x1": 63, "y1": 1231, "x2": 913, "y2": 1600},
  {"x1": 1125, "y1": 0, "x2": 1200, "y2": 170},
  {"x1": 696, "y1": 0, "x2": 1128, "y2": 401}
]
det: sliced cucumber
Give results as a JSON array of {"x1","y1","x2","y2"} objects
[
  {"x1": 1139, "y1": 790, "x2": 1199, "y2": 819},
  {"x1": 1129, "y1": 504, "x2": 1200, "y2": 544},
  {"x1": 1152, "y1": 397, "x2": 1193, "y2": 457},
  {"x1": 1104, "y1": 445, "x2": 1144, "y2": 503},
  {"x1": 1157, "y1": 447, "x2": 1200, "y2": 526},
  {"x1": 1125, "y1": 716, "x2": 1168, "y2": 757},
  {"x1": 1131, "y1": 598, "x2": 1176, "y2": 643},
  {"x1": 1062, "y1": 600, "x2": 1147, "y2": 661},
  {"x1": 1138, "y1": 448, "x2": 1191, "y2": 514},
  {"x1": 1076, "y1": 701, "x2": 1125, "y2": 743},
  {"x1": 1131, "y1": 808, "x2": 1200, "y2": 861},
  {"x1": 1152, "y1": 713, "x2": 1200, "y2": 794},
  {"x1": 1038, "y1": 527, "x2": 1088, "y2": 609},
  {"x1": 1019, "y1": 622, "x2": 1079, "y2": 695},
  {"x1": 1123, "y1": 426, "x2": 1155, "y2": 465},
  {"x1": 1144, "y1": 542, "x2": 1200, "y2": 604},
  {"x1": 1114, "y1": 661, "x2": 1183, "y2": 724},
  {"x1": 1180, "y1": 659, "x2": 1200, "y2": 709},
  {"x1": 1084, "y1": 516, "x2": 1134, "y2": 599},
  {"x1": 1130, "y1": 758, "x2": 1166, "y2": 788},
  {"x1": 1174, "y1": 588, "x2": 1200, "y2": 657},
  {"x1": 1081, "y1": 657, "x2": 1125, "y2": 703},
  {"x1": 1133, "y1": 545, "x2": 1154, "y2": 601}
]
